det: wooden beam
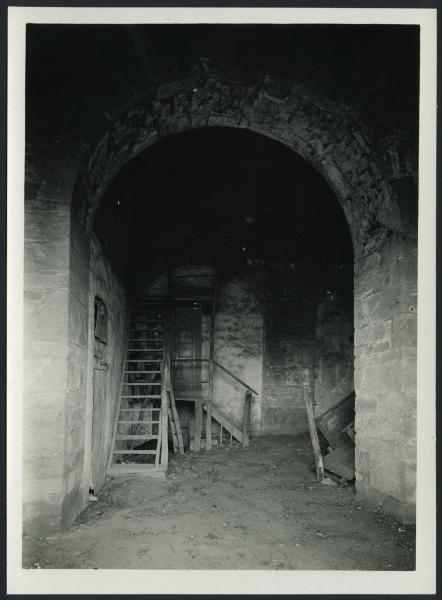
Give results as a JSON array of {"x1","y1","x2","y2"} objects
[
  {"x1": 303, "y1": 368, "x2": 324, "y2": 481},
  {"x1": 242, "y1": 390, "x2": 252, "y2": 447},
  {"x1": 194, "y1": 397, "x2": 202, "y2": 452},
  {"x1": 160, "y1": 363, "x2": 169, "y2": 467},
  {"x1": 206, "y1": 285, "x2": 218, "y2": 451}
]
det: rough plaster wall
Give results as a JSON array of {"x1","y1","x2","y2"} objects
[
  {"x1": 62, "y1": 225, "x2": 128, "y2": 529},
  {"x1": 258, "y1": 263, "x2": 316, "y2": 435},
  {"x1": 23, "y1": 202, "x2": 71, "y2": 534},
  {"x1": 256, "y1": 262, "x2": 355, "y2": 436},
  {"x1": 314, "y1": 296, "x2": 354, "y2": 416},
  {"x1": 62, "y1": 216, "x2": 90, "y2": 527},
  {"x1": 212, "y1": 281, "x2": 263, "y2": 433},
  {"x1": 354, "y1": 234, "x2": 417, "y2": 522},
  {"x1": 84, "y1": 236, "x2": 128, "y2": 490}
]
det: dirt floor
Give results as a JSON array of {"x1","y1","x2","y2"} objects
[{"x1": 23, "y1": 434, "x2": 415, "y2": 570}]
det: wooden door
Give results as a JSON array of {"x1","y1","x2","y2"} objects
[
  {"x1": 91, "y1": 297, "x2": 109, "y2": 494},
  {"x1": 171, "y1": 307, "x2": 202, "y2": 401}
]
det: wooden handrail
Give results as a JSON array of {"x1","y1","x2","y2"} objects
[
  {"x1": 170, "y1": 357, "x2": 259, "y2": 396},
  {"x1": 212, "y1": 360, "x2": 259, "y2": 396}
]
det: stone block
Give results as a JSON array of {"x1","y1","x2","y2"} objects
[
  {"x1": 67, "y1": 296, "x2": 89, "y2": 347},
  {"x1": 70, "y1": 215, "x2": 91, "y2": 258},
  {"x1": 66, "y1": 349, "x2": 87, "y2": 393},
  {"x1": 23, "y1": 476, "x2": 64, "y2": 502},
  {"x1": 24, "y1": 240, "x2": 69, "y2": 273},
  {"x1": 24, "y1": 354, "x2": 67, "y2": 393},
  {"x1": 354, "y1": 319, "x2": 392, "y2": 348},
  {"x1": 25, "y1": 270, "x2": 69, "y2": 292},
  {"x1": 23, "y1": 454, "x2": 65, "y2": 479},
  {"x1": 69, "y1": 271, "x2": 89, "y2": 308},
  {"x1": 23, "y1": 501, "x2": 63, "y2": 536},
  {"x1": 392, "y1": 312, "x2": 417, "y2": 347},
  {"x1": 69, "y1": 246, "x2": 89, "y2": 289},
  {"x1": 24, "y1": 288, "x2": 69, "y2": 342},
  {"x1": 24, "y1": 207, "x2": 70, "y2": 242},
  {"x1": 23, "y1": 424, "x2": 65, "y2": 456},
  {"x1": 360, "y1": 359, "x2": 401, "y2": 393}
]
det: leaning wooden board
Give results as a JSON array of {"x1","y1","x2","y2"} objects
[
  {"x1": 323, "y1": 438, "x2": 355, "y2": 480},
  {"x1": 315, "y1": 391, "x2": 355, "y2": 449}
]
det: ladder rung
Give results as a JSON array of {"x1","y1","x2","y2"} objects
[
  {"x1": 115, "y1": 434, "x2": 159, "y2": 440},
  {"x1": 123, "y1": 382, "x2": 162, "y2": 386},
  {"x1": 127, "y1": 349, "x2": 163, "y2": 352},
  {"x1": 119, "y1": 408, "x2": 160, "y2": 412},
  {"x1": 128, "y1": 338, "x2": 164, "y2": 342},
  {"x1": 112, "y1": 450, "x2": 158, "y2": 454},
  {"x1": 121, "y1": 395, "x2": 161, "y2": 399},
  {"x1": 130, "y1": 328, "x2": 164, "y2": 332},
  {"x1": 117, "y1": 420, "x2": 159, "y2": 424},
  {"x1": 131, "y1": 319, "x2": 164, "y2": 323},
  {"x1": 124, "y1": 369, "x2": 161, "y2": 375},
  {"x1": 125, "y1": 358, "x2": 163, "y2": 362}
]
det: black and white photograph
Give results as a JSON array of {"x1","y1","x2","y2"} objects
[{"x1": 6, "y1": 5, "x2": 436, "y2": 596}]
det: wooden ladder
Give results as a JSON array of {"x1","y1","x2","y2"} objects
[{"x1": 107, "y1": 304, "x2": 167, "y2": 477}]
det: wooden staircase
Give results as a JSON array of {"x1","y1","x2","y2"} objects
[
  {"x1": 203, "y1": 403, "x2": 245, "y2": 446},
  {"x1": 107, "y1": 303, "x2": 173, "y2": 477},
  {"x1": 107, "y1": 299, "x2": 256, "y2": 476}
]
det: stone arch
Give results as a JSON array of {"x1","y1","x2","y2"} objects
[
  {"x1": 69, "y1": 81, "x2": 415, "y2": 520},
  {"x1": 73, "y1": 78, "x2": 403, "y2": 256}
]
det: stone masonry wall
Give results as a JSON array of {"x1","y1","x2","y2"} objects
[
  {"x1": 314, "y1": 294, "x2": 355, "y2": 417},
  {"x1": 255, "y1": 262, "x2": 354, "y2": 435},
  {"x1": 23, "y1": 201, "x2": 71, "y2": 535},
  {"x1": 355, "y1": 233, "x2": 417, "y2": 523}
]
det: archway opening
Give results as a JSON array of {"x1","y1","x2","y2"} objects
[{"x1": 94, "y1": 126, "x2": 354, "y2": 463}]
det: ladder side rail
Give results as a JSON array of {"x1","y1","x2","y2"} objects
[
  {"x1": 106, "y1": 327, "x2": 130, "y2": 472},
  {"x1": 166, "y1": 366, "x2": 185, "y2": 454},
  {"x1": 160, "y1": 362, "x2": 169, "y2": 468}
]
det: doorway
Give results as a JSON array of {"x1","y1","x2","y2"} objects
[{"x1": 171, "y1": 305, "x2": 202, "y2": 401}]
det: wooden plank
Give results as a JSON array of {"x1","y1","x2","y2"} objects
[
  {"x1": 112, "y1": 449, "x2": 157, "y2": 454},
  {"x1": 106, "y1": 335, "x2": 129, "y2": 473},
  {"x1": 242, "y1": 390, "x2": 252, "y2": 448},
  {"x1": 194, "y1": 396, "x2": 202, "y2": 452},
  {"x1": 323, "y1": 438, "x2": 355, "y2": 480},
  {"x1": 121, "y1": 395, "x2": 161, "y2": 399},
  {"x1": 167, "y1": 400, "x2": 178, "y2": 453},
  {"x1": 205, "y1": 404, "x2": 243, "y2": 443},
  {"x1": 128, "y1": 338, "x2": 165, "y2": 341},
  {"x1": 117, "y1": 420, "x2": 159, "y2": 424},
  {"x1": 206, "y1": 287, "x2": 217, "y2": 451},
  {"x1": 124, "y1": 371, "x2": 162, "y2": 374},
  {"x1": 166, "y1": 369, "x2": 184, "y2": 455},
  {"x1": 160, "y1": 369, "x2": 169, "y2": 468},
  {"x1": 127, "y1": 349, "x2": 163, "y2": 352},
  {"x1": 122, "y1": 383, "x2": 162, "y2": 386},
  {"x1": 118, "y1": 408, "x2": 160, "y2": 412},
  {"x1": 125, "y1": 359, "x2": 162, "y2": 363},
  {"x1": 315, "y1": 391, "x2": 355, "y2": 449},
  {"x1": 115, "y1": 434, "x2": 159, "y2": 440},
  {"x1": 303, "y1": 368, "x2": 324, "y2": 482}
]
